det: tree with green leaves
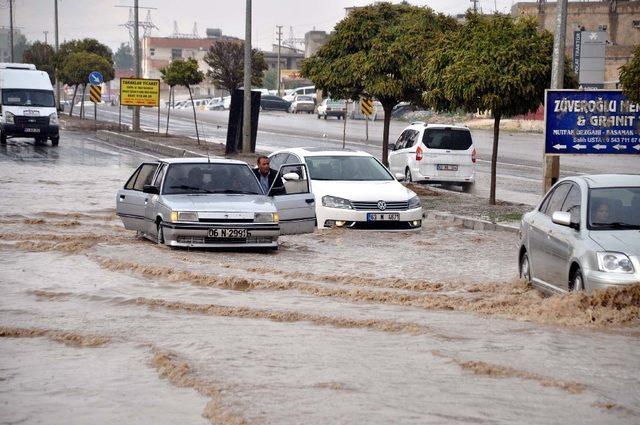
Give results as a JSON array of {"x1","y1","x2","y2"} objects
[
  {"x1": 422, "y1": 13, "x2": 577, "y2": 205},
  {"x1": 22, "y1": 41, "x2": 56, "y2": 84},
  {"x1": 301, "y1": 3, "x2": 457, "y2": 165},
  {"x1": 59, "y1": 52, "x2": 114, "y2": 117},
  {"x1": 113, "y1": 43, "x2": 134, "y2": 72},
  {"x1": 160, "y1": 58, "x2": 204, "y2": 143},
  {"x1": 204, "y1": 40, "x2": 267, "y2": 92},
  {"x1": 262, "y1": 68, "x2": 278, "y2": 91},
  {"x1": 619, "y1": 44, "x2": 640, "y2": 104}
]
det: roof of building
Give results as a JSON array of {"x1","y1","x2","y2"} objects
[{"x1": 144, "y1": 36, "x2": 241, "y2": 49}]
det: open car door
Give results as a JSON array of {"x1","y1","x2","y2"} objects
[
  {"x1": 268, "y1": 163, "x2": 316, "y2": 235},
  {"x1": 116, "y1": 162, "x2": 159, "y2": 231}
]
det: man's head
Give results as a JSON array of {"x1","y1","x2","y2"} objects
[{"x1": 257, "y1": 156, "x2": 270, "y2": 175}]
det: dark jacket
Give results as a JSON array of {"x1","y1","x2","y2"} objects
[{"x1": 253, "y1": 168, "x2": 279, "y2": 193}]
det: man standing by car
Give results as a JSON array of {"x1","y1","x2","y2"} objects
[{"x1": 253, "y1": 156, "x2": 279, "y2": 194}]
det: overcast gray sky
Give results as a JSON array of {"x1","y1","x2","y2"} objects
[{"x1": 5, "y1": 0, "x2": 517, "y2": 51}]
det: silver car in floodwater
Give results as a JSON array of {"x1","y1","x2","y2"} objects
[
  {"x1": 116, "y1": 158, "x2": 316, "y2": 249},
  {"x1": 518, "y1": 174, "x2": 640, "y2": 293}
]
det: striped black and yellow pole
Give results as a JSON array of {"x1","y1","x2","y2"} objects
[
  {"x1": 90, "y1": 84, "x2": 102, "y2": 130},
  {"x1": 361, "y1": 98, "x2": 374, "y2": 142}
]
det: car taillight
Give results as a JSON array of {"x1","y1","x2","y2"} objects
[
  {"x1": 416, "y1": 146, "x2": 423, "y2": 161},
  {"x1": 471, "y1": 148, "x2": 477, "y2": 163}
]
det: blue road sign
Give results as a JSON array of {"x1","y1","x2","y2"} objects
[
  {"x1": 545, "y1": 90, "x2": 640, "y2": 155},
  {"x1": 88, "y1": 71, "x2": 104, "y2": 85}
]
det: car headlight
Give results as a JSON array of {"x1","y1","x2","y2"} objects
[
  {"x1": 596, "y1": 252, "x2": 635, "y2": 273},
  {"x1": 49, "y1": 113, "x2": 59, "y2": 125},
  {"x1": 254, "y1": 212, "x2": 279, "y2": 223},
  {"x1": 407, "y1": 195, "x2": 421, "y2": 209},
  {"x1": 4, "y1": 111, "x2": 14, "y2": 124},
  {"x1": 322, "y1": 195, "x2": 353, "y2": 209},
  {"x1": 170, "y1": 211, "x2": 199, "y2": 222}
]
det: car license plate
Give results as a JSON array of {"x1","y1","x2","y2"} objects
[
  {"x1": 437, "y1": 164, "x2": 458, "y2": 171},
  {"x1": 207, "y1": 228, "x2": 248, "y2": 238},
  {"x1": 24, "y1": 128, "x2": 41, "y2": 133},
  {"x1": 367, "y1": 213, "x2": 400, "y2": 221}
]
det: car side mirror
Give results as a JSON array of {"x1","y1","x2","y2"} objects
[
  {"x1": 143, "y1": 185, "x2": 159, "y2": 194},
  {"x1": 388, "y1": 143, "x2": 396, "y2": 151},
  {"x1": 552, "y1": 211, "x2": 572, "y2": 227},
  {"x1": 282, "y1": 172, "x2": 300, "y2": 181},
  {"x1": 395, "y1": 172, "x2": 405, "y2": 182}
]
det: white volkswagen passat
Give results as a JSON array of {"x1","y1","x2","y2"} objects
[{"x1": 268, "y1": 148, "x2": 423, "y2": 230}]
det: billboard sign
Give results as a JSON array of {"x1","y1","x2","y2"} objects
[
  {"x1": 120, "y1": 78, "x2": 160, "y2": 107},
  {"x1": 545, "y1": 90, "x2": 640, "y2": 155}
]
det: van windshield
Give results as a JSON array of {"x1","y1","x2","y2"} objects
[
  {"x1": 422, "y1": 128, "x2": 473, "y2": 150},
  {"x1": 2, "y1": 89, "x2": 55, "y2": 107}
]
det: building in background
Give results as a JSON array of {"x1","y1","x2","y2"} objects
[{"x1": 512, "y1": 1, "x2": 640, "y2": 88}]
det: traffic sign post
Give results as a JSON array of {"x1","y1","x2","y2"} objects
[
  {"x1": 89, "y1": 84, "x2": 102, "y2": 131},
  {"x1": 545, "y1": 90, "x2": 640, "y2": 155},
  {"x1": 361, "y1": 98, "x2": 374, "y2": 142}
]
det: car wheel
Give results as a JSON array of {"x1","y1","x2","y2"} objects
[
  {"x1": 0, "y1": 131, "x2": 6, "y2": 144},
  {"x1": 51, "y1": 137, "x2": 59, "y2": 147},
  {"x1": 156, "y1": 222, "x2": 165, "y2": 245},
  {"x1": 570, "y1": 268, "x2": 584, "y2": 292},
  {"x1": 317, "y1": 114, "x2": 321, "y2": 119},
  {"x1": 405, "y1": 167, "x2": 412, "y2": 183},
  {"x1": 323, "y1": 115, "x2": 327, "y2": 120},
  {"x1": 462, "y1": 182, "x2": 474, "y2": 193},
  {"x1": 520, "y1": 251, "x2": 531, "y2": 284}
]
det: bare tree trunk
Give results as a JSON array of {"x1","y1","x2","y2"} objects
[
  {"x1": 69, "y1": 85, "x2": 79, "y2": 117},
  {"x1": 80, "y1": 85, "x2": 86, "y2": 119},
  {"x1": 381, "y1": 102, "x2": 394, "y2": 166},
  {"x1": 188, "y1": 86, "x2": 200, "y2": 144},
  {"x1": 490, "y1": 111, "x2": 501, "y2": 205},
  {"x1": 165, "y1": 86, "x2": 173, "y2": 137}
]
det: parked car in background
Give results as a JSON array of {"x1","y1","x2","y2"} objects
[
  {"x1": 350, "y1": 100, "x2": 384, "y2": 121},
  {"x1": 260, "y1": 95, "x2": 291, "y2": 112},
  {"x1": 116, "y1": 158, "x2": 316, "y2": 249},
  {"x1": 206, "y1": 97, "x2": 225, "y2": 110},
  {"x1": 283, "y1": 86, "x2": 316, "y2": 102},
  {"x1": 268, "y1": 147, "x2": 423, "y2": 230},
  {"x1": 518, "y1": 174, "x2": 640, "y2": 294},
  {"x1": 222, "y1": 96, "x2": 231, "y2": 110},
  {"x1": 388, "y1": 122, "x2": 476, "y2": 191},
  {"x1": 289, "y1": 95, "x2": 315, "y2": 114},
  {"x1": 317, "y1": 98, "x2": 346, "y2": 119}
]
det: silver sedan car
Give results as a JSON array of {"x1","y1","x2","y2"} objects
[
  {"x1": 116, "y1": 158, "x2": 316, "y2": 249},
  {"x1": 518, "y1": 174, "x2": 640, "y2": 293}
]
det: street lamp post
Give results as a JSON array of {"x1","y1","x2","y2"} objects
[{"x1": 242, "y1": 0, "x2": 252, "y2": 153}]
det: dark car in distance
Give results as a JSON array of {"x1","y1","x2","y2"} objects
[{"x1": 260, "y1": 95, "x2": 291, "y2": 112}]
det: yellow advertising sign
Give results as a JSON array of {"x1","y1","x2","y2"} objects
[{"x1": 120, "y1": 78, "x2": 160, "y2": 107}]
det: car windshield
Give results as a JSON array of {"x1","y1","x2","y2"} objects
[
  {"x1": 304, "y1": 155, "x2": 393, "y2": 181},
  {"x1": 588, "y1": 187, "x2": 640, "y2": 230},
  {"x1": 162, "y1": 163, "x2": 263, "y2": 195},
  {"x1": 422, "y1": 128, "x2": 473, "y2": 150},
  {"x1": 297, "y1": 96, "x2": 313, "y2": 102},
  {"x1": 327, "y1": 100, "x2": 345, "y2": 107},
  {"x1": 2, "y1": 89, "x2": 55, "y2": 107}
]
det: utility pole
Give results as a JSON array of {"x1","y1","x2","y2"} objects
[
  {"x1": 43, "y1": 31, "x2": 48, "y2": 44},
  {"x1": 242, "y1": 0, "x2": 252, "y2": 153},
  {"x1": 133, "y1": 0, "x2": 141, "y2": 131},
  {"x1": 470, "y1": 0, "x2": 478, "y2": 13},
  {"x1": 276, "y1": 25, "x2": 283, "y2": 97},
  {"x1": 544, "y1": 0, "x2": 567, "y2": 192},
  {"x1": 9, "y1": 0, "x2": 14, "y2": 62},
  {"x1": 54, "y1": 0, "x2": 60, "y2": 111}
]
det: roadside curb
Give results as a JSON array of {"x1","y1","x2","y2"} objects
[
  {"x1": 426, "y1": 211, "x2": 518, "y2": 233},
  {"x1": 96, "y1": 130, "x2": 205, "y2": 158}
]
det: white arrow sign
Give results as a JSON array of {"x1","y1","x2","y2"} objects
[
  {"x1": 553, "y1": 144, "x2": 567, "y2": 150},
  {"x1": 572, "y1": 144, "x2": 586, "y2": 150},
  {"x1": 613, "y1": 144, "x2": 627, "y2": 150},
  {"x1": 593, "y1": 144, "x2": 607, "y2": 150},
  {"x1": 633, "y1": 144, "x2": 640, "y2": 151}
]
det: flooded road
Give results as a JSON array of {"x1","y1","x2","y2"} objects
[{"x1": 1, "y1": 133, "x2": 639, "y2": 424}]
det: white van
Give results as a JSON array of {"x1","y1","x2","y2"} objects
[
  {"x1": 0, "y1": 63, "x2": 59, "y2": 146},
  {"x1": 282, "y1": 85, "x2": 316, "y2": 102},
  {"x1": 388, "y1": 122, "x2": 476, "y2": 191}
]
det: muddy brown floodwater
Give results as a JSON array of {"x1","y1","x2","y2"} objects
[{"x1": 1, "y1": 134, "x2": 639, "y2": 424}]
